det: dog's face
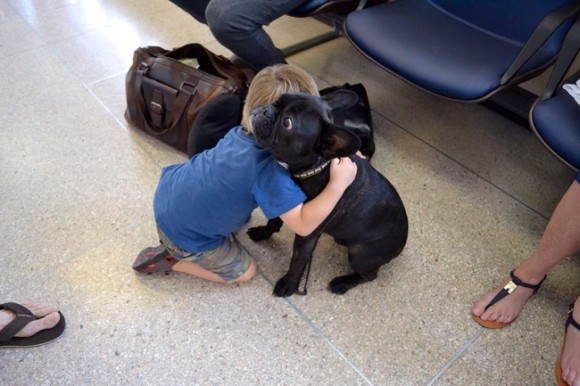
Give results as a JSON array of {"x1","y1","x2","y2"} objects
[{"x1": 250, "y1": 91, "x2": 361, "y2": 170}]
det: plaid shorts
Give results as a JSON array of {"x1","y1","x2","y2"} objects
[{"x1": 158, "y1": 228, "x2": 252, "y2": 283}]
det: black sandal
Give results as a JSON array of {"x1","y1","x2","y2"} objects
[
  {"x1": 472, "y1": 269, "x2": 546, "y2": 329},
  {"x1": 555, "y1": 302, "x2": 580, "y2": 386}
]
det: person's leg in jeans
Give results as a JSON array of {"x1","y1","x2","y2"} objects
[
  {"x1": 168, "y1": 0, "x2": 211, "y2": 23},
  {"x1": 205, "y1": 0, "x2": 308, "y2": 71}
]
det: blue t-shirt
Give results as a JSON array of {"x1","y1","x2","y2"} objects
[{"x1": 153, "y1": 126, "x2": 307, "y2": 252}]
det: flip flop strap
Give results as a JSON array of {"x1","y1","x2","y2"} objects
[
  {"x1": 484, "y1": 270, "x2": 546, "y2": 311},
  {"x1": 0, "y1": 303, "x2": 36, "y2": 342},
  {"x1": 566, "y1": 303, "x2": 580, "y2": 331}
]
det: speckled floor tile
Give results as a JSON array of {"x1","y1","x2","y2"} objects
[
  {"x1": 0, "y1": 46, "x2": 82, "y2": 117},
  {"x1": 1, "y1": 222, "x2": 371, "y2": 386},
  {"x1": 0, "y1": 87, "x2": 160, "y2": 293},
  {"x1": 2, "y1": 1, "x2": 579, "y2": 385},
  {"x1": 0, "y1": 1, "x2": 45, "y2": 57}
]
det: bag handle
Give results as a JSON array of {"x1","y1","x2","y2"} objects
[
  {"x1": 134, "y1": 61, "x2": 199, "y2": 135},
  {"x1": 164, "y1": 81, "x2": 197, "y2": 132}
]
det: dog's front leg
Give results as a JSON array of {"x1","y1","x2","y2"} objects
[
  {"x1": 247, "y1": 217, "x2": 283, "y2": 241},
  {"x1": 273, "y1": 234, "x2": 319, "y2": 297}
]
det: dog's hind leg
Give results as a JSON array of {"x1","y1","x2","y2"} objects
[
  {"x1": 328, "y1": 271, "x2": 376, "y2": 294},
  {"x1": 328, "y1": 238, "x2": 404, "y2": 294}
]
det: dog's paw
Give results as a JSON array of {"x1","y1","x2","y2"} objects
[
  {"x1": 273, "y1": 275, "x2": 299, "y2": 297},
  {"x1": 328, "y1": 273, "x2": 364, "y2": 295},
  {"x1": 246, "y1": 226, "x2": 273, "y2": 242}
]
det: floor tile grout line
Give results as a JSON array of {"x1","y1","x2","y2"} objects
[
  {"x1": 373, "y1": 110, "x2": 552, "y2": 221},
  {"x1": 424, "y1": 328, "x2": 483, "y2": 386},
  {"x1": 89, "y1": 71, "x2": 128, "y2": 86},
  {"x1": 257, "y1": 271, "x2": 375, "y2": 386},
  {"x1": 82, "y1": 82, "x2": 129, "y2": 133}
]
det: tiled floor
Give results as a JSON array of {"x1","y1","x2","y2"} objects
[{"x1": 1, "y1": 1, "x2": 578, "y2": 385}]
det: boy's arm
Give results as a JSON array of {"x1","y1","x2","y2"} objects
[{"x1": 279, "y1": 157, "x2": 357, "y2": 237}]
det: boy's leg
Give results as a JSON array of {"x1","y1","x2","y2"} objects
[
  {"x1": 472, "y1": 179, "x2": 580, "y2": 325},
  {"x1": 176, "y1": 234, "x2": 257, "y2": 283},
  {"x1": 172, "y1": 257, "x2": 256, "y2": 283},
  {"x1": 135, "y1": 229, "x2": 256, "y2": 283}
]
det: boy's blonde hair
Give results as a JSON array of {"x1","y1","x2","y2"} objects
[{"x1": 242, "y1": 64, "x2": 320, "y2": 132}]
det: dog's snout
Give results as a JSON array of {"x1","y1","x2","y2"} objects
[{"x1": 250, "y1": 105, "x2": 277, "y2": 119}]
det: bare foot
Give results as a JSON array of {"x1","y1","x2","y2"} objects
[
  {"x1": 560, "y1": 297, "x2": 580, "y2": 386},
  {"x1": 0, "y1": 303, "x2": 61, "y2": 337},
  {"x1": 471, "y1": 272, "x2": 543, "y2": 325}
]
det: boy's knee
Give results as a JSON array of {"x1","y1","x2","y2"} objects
[{"x1": 234, "y1": 258, "x2": 257, "y2": 283}]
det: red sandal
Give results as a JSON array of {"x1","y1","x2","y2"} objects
[{"x1": 132, "y1": 245, "x2": 178, "y2": 274}]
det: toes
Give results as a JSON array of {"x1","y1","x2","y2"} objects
[
  {"x1": 482, "y1": 309, "x2": 496, "y2": 322},
  {"x1": 15, "y1": 311, "x2": 61, "y2": 338},
  {"x1": 471, "y1": 302, "x2": 485, "y2": 317},
  {"x1": 563, "y1": 369, "x2": 576, "y2": 386},
  {"x1": 472, "y1": 296, "x2": 494, "y2": 317},
  {"x1": 472, "y1": 286, "x2": 504, "y2": 317},
  {"x1": 21, "y1": 303, "x2": 59, "y2": 318}
]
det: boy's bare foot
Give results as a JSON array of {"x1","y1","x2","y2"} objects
[
  {"x1": 0, "y1": 303, "x2": 60, "y2": 337},
  {"x1": 471, "y1": 270, "x2": 545, "y2": 328},
  {"x1": 558, "y1": 297, "x2": 580, "y2": 386}
]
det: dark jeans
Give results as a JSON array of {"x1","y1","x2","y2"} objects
[{"x1": 169, "y1": 0, "x2": 308, "y2": 71}]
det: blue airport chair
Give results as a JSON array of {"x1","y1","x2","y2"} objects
[
  {"x1": 344, "y1": 0, "x2": 580, "y2": 102},
  {"x1": 283, "y1": 0, "x2": 386, "y2": 56},
  {"x1": 530, "y1": 17, "x2": 580, "y2": 171}
]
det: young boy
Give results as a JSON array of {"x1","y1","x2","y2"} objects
[{"x1": 133, "y1": 64, "x2": 357, "y2": 284}]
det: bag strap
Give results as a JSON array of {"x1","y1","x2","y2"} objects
[
  {"x1": 201, "y1": 45, "x2": 253, "y2": 90},
  {"x1": 165, "y1": 81, "x2": 197, "y2": 131}
]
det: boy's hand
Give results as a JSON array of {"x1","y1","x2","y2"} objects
[{"x1": 328, "y1": 157, "x2": 357, "y2": 191}]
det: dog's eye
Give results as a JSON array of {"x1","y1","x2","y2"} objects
[{"x1": 283, "y1": 118, "x2": 293, "y2": 130}]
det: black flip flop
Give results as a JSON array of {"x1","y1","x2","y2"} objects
[{"x1": 0, "y1": 303, "x2": 66, "y2": 348}]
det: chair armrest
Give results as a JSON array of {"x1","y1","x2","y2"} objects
[
  {"x1": 501, "y1": 1, "x2": 580, "y2": 86},
  {"x1": 541, "y1": 16, "x2": 580, "y2": 100}
]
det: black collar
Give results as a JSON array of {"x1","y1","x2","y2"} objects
[{"x1": 292, "y1": 160, "x2": 331, "y2": 180}]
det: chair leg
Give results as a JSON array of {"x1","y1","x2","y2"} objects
[{"x1": 281, "y1": 16, "x2": 343, "y2": 57}]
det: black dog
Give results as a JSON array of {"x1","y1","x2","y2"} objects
[{"x1": 248, "y1": 90, "x2": 408, "y2": 296}]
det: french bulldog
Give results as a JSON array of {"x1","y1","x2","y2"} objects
[{"x1": 248, "y1": 90, "x2": 408, "y2": 296}]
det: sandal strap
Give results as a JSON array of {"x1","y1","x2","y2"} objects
[
  {"x1": 0, "y1": 303, "x2": 36, "y2": 342},
  {"x1": 566, "y1": 303, "x2": 580, "y2": 331},
  {"x1": 509, "y1": 270, "x2": 546, "y2": 293},
  {"x1": 484, "y1": 270, "x2": 546, "y2": 311}
]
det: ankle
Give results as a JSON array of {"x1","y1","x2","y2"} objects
[
  {"x1": 512, "y1": 265, "x2": 548, "y2": 285},
  {"x1": 573, "y1": 297, "x2": 580, "y2": 319}
]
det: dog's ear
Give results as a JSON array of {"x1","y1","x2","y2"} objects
[
  {"x1": 315, "y1": 121, "x2": 362, "y2": 158},
  {"x1": 321, "y1": 89, "x2": 358, "y2": 111}
]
